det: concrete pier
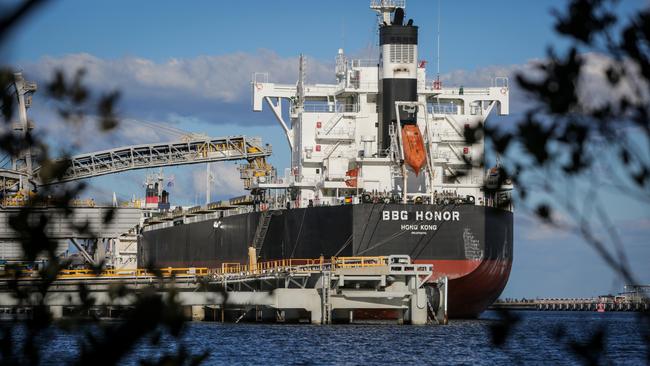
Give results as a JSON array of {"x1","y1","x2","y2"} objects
[{"x1": 0, "y1": 255, "x2": 449, "y2": 325}]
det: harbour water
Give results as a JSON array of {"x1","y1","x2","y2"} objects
[{"x1": 15, "y1": 311, "x2": 648, "y2": 365}]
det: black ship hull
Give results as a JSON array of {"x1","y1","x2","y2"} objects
[{"x1": 138, "y1": 204, "x2": 513, "y2": 318}]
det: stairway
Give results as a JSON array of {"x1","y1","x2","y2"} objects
[
  {"x1": 322, "y1": 113, "x2": 343, "y2": 134},
  {"x1": 252, "y1": 210, "x2": 274, "y2": 253}
]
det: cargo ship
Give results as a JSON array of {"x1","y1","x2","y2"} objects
[{"x1": 138, "y1": 0, "x2": 513, "y2": 318}]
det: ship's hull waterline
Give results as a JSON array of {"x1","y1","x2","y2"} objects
[{"x1": 138, "y1": 203, "x2": 513, "y2": 318}]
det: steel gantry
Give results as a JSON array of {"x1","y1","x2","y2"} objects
[
  {"x1": 1, "y1": 74, "x2": 274, "y2": 206},
  {"x1": 32, "y1": 136, "x2": 272, "y2": 185}
]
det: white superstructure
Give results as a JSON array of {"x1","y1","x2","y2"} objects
[{"x1": 251, "y1": 1, "x2": 511, "y2": 209}]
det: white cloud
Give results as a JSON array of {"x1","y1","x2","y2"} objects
[
  {"x1": 23, "y1": 50, "x2": 332, "y2": 109},
  {"x1": 23, "y1": 50, "x2": 638, "y2": 124},
  {"x1": 31, "y1": 107, "x2": 180, "y2": 156},
  {"x1": 439, "y1": 52, "x2": 649, "y2": 116},
  {"x1": 577, "y1": 52, "x2": 649, "y2": 110},
  {"x1": 22, "y1": 51, "x2": 333, "y2": 155},
  {"x1": 190, "y1": 163, "x2": 245, "y2": 203},
  {"x1": 439, "y1": 61, "x2": 536, "y2": 115}
]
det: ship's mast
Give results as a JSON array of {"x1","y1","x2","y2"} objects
[
  {"x1": 436, "y1": 0, "x2": 440, "y2": 83},
  {"x1": 434, "y1": 0, "x2": 442, "y2": 89},
  {"x1": 296, "y1": 54, "x2": 305, "y2": 113}
]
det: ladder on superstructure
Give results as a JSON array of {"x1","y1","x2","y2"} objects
[{"x1": 321, "y1": 113, "x2": 343, "y2": 135}]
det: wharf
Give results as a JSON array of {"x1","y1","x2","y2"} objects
[
  {"x1": 490, "y1": 297, "x2": 649, "y2": 312},
  {"x1": 0, "y1": 255, "x2": 448, "y2": 325}
]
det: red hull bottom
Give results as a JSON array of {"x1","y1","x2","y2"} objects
[{"x1": 415, "y1": 258, "x2": 513, "y2": 318}]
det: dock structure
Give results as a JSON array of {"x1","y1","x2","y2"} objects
[
  {"x1": 0, "y1": 206, "x2": 142, "y2": 264},
  {"x1": 491, "y1": 294, "x2": 650, "y2": 313},
  {"x1": 0, "y1": 255, "x2": 448, "y2": 325}
]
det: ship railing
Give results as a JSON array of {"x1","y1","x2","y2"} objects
[
  {"x1": 213, "y1": 256, "x2": 420, "y2": 276},
  {"x1": 341, "y1": 81, "x2": 379, "y2": 91},
  {"x1": 219, "y1": 262, "x2": 245, "y2": 274},
  {"x1": 332, "y1": 256, "x2": 387, "y2": 268},
  {"x1": 1, "y1": 197, "x2": 98, "y2": 208},
  {"x1": 460, "y1": 88, "x2": 492, "y2": 95},
  {"x1": 423, "y1": 77, "x2": 509, "y2": 92},
  {"x1": 428, "y1": 103, "x2": 459, "y2": 115},
  {"x1": 259, "y1": 258, "x2": 325, "y2": 272},
  {"x1": 147, "y1": 267, "x2": 209, "y2": 277},
  {"x1": 302, "y1": 103, "x2": 359, "y2": 113},
  {"x1": 11, "y1": 267, "x2": 210, "y2": 279},
  {"x1": 350, "y1": 59, "x2": 379, "y2": 68},
  {"x1": 215, "y1": 258, "x2": 328, "y2": 276},
  {"x1": 441, "y1": 87, "x2": 491, "y2": 95}
]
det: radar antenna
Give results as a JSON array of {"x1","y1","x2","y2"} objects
[{"x1": 370, "y1": 0, "x2": 406, "y2": 25}]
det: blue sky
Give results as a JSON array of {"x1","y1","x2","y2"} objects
[
  {"x1": 2, "y1": 0, "x2": 649, "y2": 299},
  {"x1": 8, "y1": 0, "x2": 565, "y2": 67}
]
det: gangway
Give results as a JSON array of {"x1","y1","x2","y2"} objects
[{"x1": 252, "y1": 210, "x2": 278, "y2": 254}]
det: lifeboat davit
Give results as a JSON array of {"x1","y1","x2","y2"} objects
[{"x1": 401, "y1": 124, "x2": 427, "y2": 175}]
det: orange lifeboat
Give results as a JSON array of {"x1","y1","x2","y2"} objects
[
  {"x1": 345, "y1": 167, "x2": 359, "y2": 187},
  {"x1": 401, "y1": 124, "x2": 427, "y2": 175}
]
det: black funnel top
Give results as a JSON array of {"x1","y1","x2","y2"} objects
[{"x1": 393, "y1": 8, "x2": 404, "y2": 26}]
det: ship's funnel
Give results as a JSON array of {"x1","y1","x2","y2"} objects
[
  {"x1": 378, "y1": 8, "x2": 418, "y2": 154},
  {"x1": 402, "y1": 124, "x2": 426, "y2": 176},
  {"x1": 393, "y1": 7, "x2": 404, "y2": 26}
]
